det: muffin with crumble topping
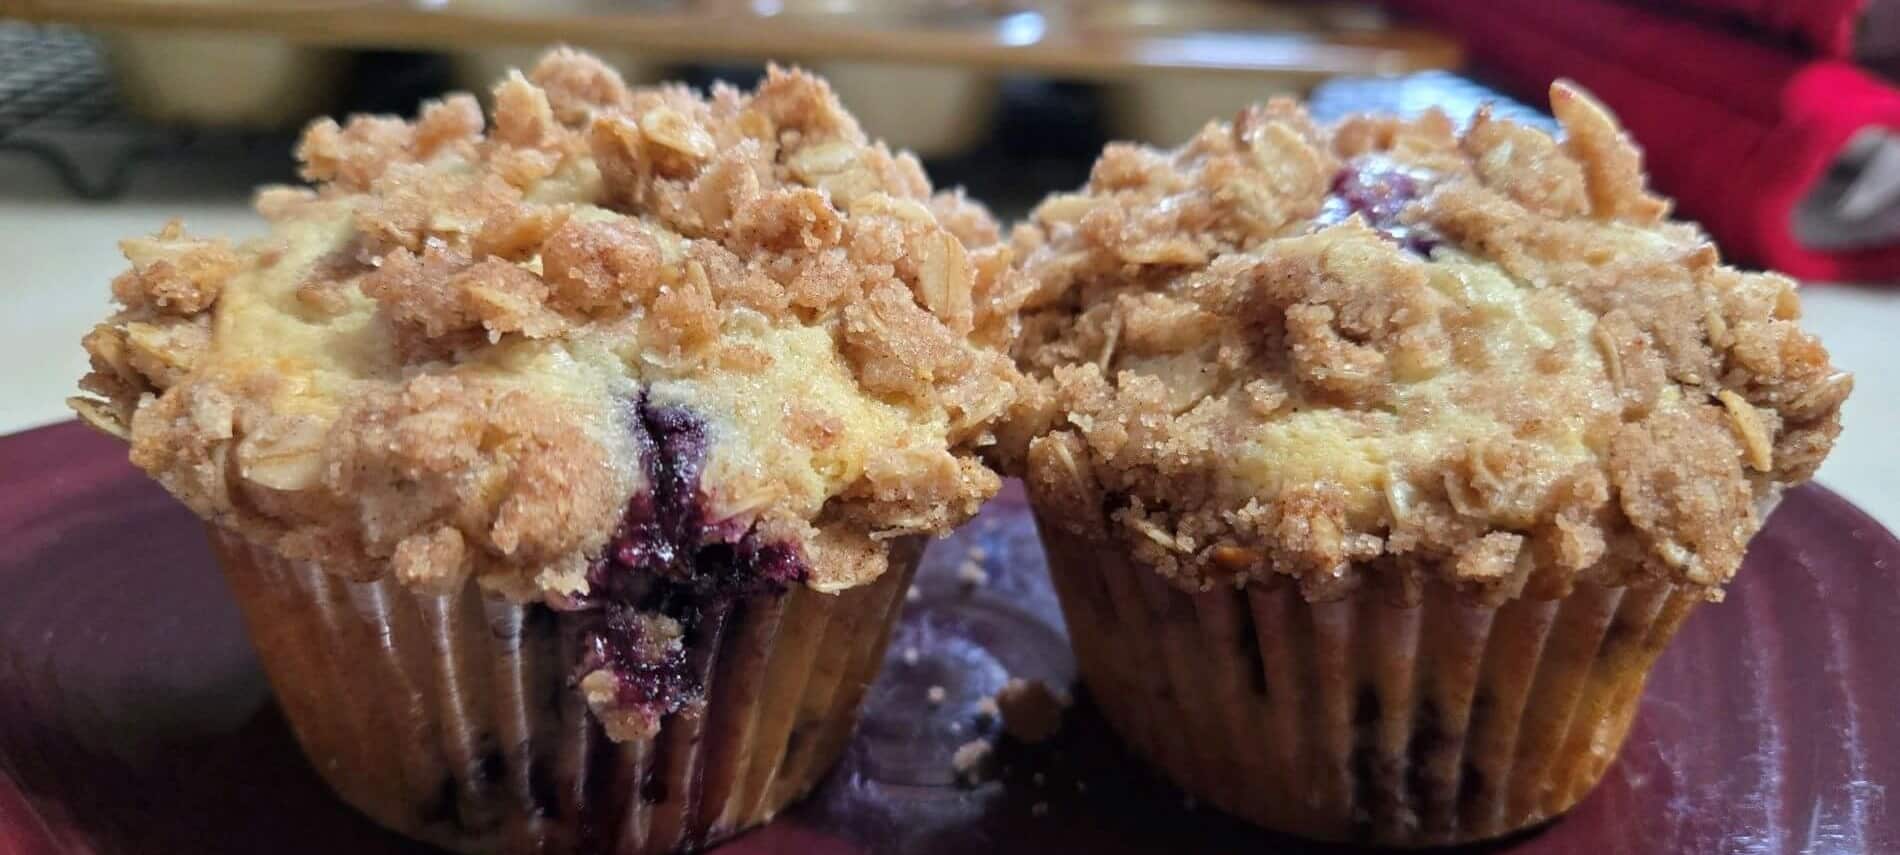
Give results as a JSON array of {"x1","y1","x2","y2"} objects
[
  {"x1": 1004, "y1": 81, "x2": 1849, "y2": 845},
  {"x1": 71, "y1": 49, "x2": 1028, "y2": 854}
]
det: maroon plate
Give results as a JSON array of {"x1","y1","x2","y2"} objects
[{"x1": 2, "y1": 420, "x2": 1896, "y2": 854}]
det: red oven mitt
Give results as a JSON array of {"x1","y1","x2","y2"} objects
[{"x1": 1390, "y1": 0, "x2": 1900, "y2": 281}]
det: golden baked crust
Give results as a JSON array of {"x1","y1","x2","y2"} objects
[
  {"x1": 75, "y1": 50, "x2": 1029, "y2": 604},
  {"x1": 1007, "y1": 82, "x2": 1849, "y2": 604}
]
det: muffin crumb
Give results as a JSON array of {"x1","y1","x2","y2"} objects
[
  {"x1": 1031, "y1": 801, "x2": 1050, "y2": 817},
  {"x1": 994, "y1": 677, "x2": 1070, "y2": 744},
  {"x1": 956, "y1": 559, "x2": 990, "y2": 588},
  {"x1": 952, "y1": 738, "x2": 993, "y2": 783},
  {"x1": 901, "y1": 646, "x2": 921, "y2": 666},
  {"x1": 926, "y1": 685, "x2": 947, "y2": 705}
]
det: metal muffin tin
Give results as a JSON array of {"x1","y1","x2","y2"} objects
[{"x1": 4, "y1": 0, "x2": 1461, "y2": 149}]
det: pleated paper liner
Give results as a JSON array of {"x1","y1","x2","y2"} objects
[
  {"x1": 211, "y1": 529, "x2": 922, "y2": 855},
  {"x1": 1033, "y1": 518, "x2": 1701, "y2": 847}
]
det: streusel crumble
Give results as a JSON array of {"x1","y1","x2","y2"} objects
[{"x1": 1008, "y1": 81, "x2": 1848, "y2": 604}]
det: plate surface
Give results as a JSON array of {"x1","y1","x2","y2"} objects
[{"x1": 2, "y1": 420, "x2": 1896, "y2": 854}]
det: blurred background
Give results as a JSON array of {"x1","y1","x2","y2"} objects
[{"x1": 0, "y1": 0, "x2": 1894, "y2": 527}]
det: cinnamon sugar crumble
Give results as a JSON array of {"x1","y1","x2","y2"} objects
[
  {"x1": 1008, "y1": 81, "x2": 1848, "y2": 603},
  {"x1": 74, "y1": 50, "x2": 1029, "y2": 609},
  {"x1": 110, "y1": 221, "x2": 241, "y2": 315}
]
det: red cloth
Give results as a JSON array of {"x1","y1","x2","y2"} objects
[
  {"x1": 1390, "y1": 0, "x2": 1900, "y2": 281},
  {"x1": 1653, "y1": 0, "x2": 1866, "y2": 57}
]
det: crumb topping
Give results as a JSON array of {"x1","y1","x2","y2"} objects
[
  {"x1": 1007, "y1": 82, "x2": 1848, "y2": 603},
  {"x1": 75, "y1": 50, "x2": 1029, "y2": 604}
]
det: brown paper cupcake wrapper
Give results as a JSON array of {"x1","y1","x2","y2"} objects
[
  {"x1": 1034, "y1": 519, "x2": 1700, "y2": 847},
  {"x1": 212, "y1": 529, "x2": 919, "y2": 855}
]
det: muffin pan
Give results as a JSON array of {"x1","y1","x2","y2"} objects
[
  {"x1": 7, "y1": 0, "x2": 1457, "y2": 76},
  {"x1": 1076, "y1": 0, "x2": 1399, "y2": 143},
  {"x1": 442, "y1": 0, "x2": 673, "y2": 99},
  {"x1": 98, "y1": 28, "x2": 350, "y2": 128},
  {"x1": 11, "y1": 0, "x2": 1458, "y2": 153},
  {"x1": 83, "y1": 0, "x2": 364, "y2": 128}
]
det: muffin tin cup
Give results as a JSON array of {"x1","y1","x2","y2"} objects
[
  {"x1": 212, "y1": 528, "x2": 922, "y2": 855},
  {"x1": 99, "y1": 29, "x2": 352, "y2": 129},
  {"x1": 1031, "y1": 515, "x2": 1700, "y2": 847}
]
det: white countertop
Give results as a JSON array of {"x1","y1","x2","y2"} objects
[{"x1": 6, "y1": 155, "x2": 1897, "y2": 533}]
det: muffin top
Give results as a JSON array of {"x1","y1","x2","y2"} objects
[
  {"x1": 1008, "y1": 82, "x2": 1849, "y2": 604},
  {"x1": 74, "y1": 50, "x2": 1027, "y2": 606}
]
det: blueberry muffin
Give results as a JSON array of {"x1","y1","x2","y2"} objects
[
  {"x1": 1003, "y1": 82, "x2": 1849, "y2": 845},
  {"x1": 71, "y1": 49, "x2": 1027, "y2": 854}
]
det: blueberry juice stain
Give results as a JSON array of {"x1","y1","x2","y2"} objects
[
  {"x1": 1316, "y1": 155, "x2": 1442, "y2": 255},
  {"x1": 565, "y1": 396, "x2": 808, "y2": 723}
]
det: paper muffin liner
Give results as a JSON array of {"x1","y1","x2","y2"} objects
[
  {"x1": 212, "y1": 529, "x2": 920, "y2": 855},
  {"x1": 1033, "y1": 517, "x2": 1700, "y2": 847}
]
